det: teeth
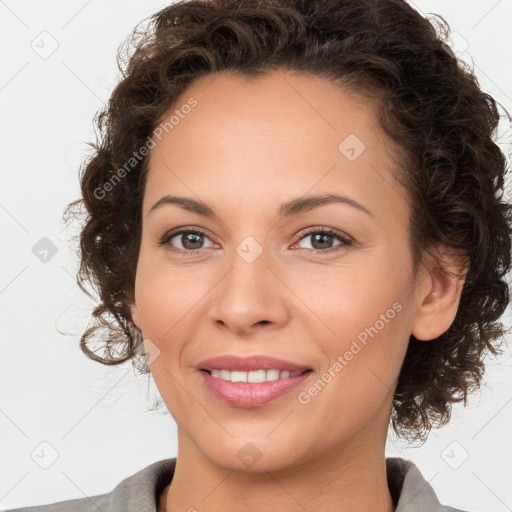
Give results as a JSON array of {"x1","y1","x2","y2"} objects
[{"x1": 209, "y1": 369, "x2": 303, "y2": 383}]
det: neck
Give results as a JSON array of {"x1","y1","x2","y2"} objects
[{"x1": 163, "y1": 431, "x2": 395, "y2": 512}]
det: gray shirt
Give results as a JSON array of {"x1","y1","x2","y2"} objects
[{"x1": 4, "y1": 457, "x2": 470, "y2": 511}]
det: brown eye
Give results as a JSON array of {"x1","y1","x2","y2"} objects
[
  {"x1": 174, "y1": 232, "x2": 205, "y2": 250},
  {"x1": 159, "y1": 228, "x2": 216, "y2": 253},
  {"x1": 295, "y1": 228, "x2": 353, "y2": 253}
]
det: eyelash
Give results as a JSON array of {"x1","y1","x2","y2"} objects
[{"x1": 158, "y1": 226, "x2": 354, "y2": 255}]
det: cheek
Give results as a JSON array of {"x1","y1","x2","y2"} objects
[
  {"x1": 289, "y1": 259, "x2": 411, "y2": 389},
  {"x1": 134, "y1": 259, "x2": 198, "y2": 416},
  {"x1": 289, "y1": 260, "x2": 403, "y2": 338},
  {"x1": 133, "y1": 248, "x2": 203, "y2": 338},
  {"x1": 135, "y1": 275, "x2": 176, "y2": 338},
  {"x1": 294, "y1": 275, "x2": 409, "y2": 438}
]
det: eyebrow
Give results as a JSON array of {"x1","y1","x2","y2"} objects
[{"x1": 148, "y1": 193, "x2": 373, "y2": 218}]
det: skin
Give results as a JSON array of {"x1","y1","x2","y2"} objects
[{"x1": 129, "y1": 70, "x2": 466, "y2": 512}]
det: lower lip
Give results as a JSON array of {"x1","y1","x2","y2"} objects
[{"x1": 199, "y1": 370, "x2": 312, "y2": 408}]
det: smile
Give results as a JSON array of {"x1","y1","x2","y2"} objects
[
  {"x1": 206, "y1": 368, "x2": 306, "y2": 383},
  {"x1": 199, "y1": 369, "x2": 313, "y2": 408}
]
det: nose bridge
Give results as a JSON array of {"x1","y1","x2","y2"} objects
[
  {"x1": 224, "y1": 218, "x2": 272, "y2": 280},
  {"x1": 210, "y1": 233, "x2": 289, "y2": 333},
  {"x1": 224, "y1": 233, "x2": 273, "y2": 306}
]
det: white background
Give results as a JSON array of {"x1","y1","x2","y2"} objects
[{"x1": 1, "y1": 0, "x2": 511, "y2": 510}]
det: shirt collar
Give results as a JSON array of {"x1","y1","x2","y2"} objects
[
  {"x1": 105, "y1": 457, "x2": 458, "y2": 512},
  {"x1": 387, "y1": 457, "x2": 461, "y2": 511}
]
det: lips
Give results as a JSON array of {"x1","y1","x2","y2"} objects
[
  {"x1": 197, "y1": 354, "x2": 312, "y2": 373},
  {"x1": 197, "y1": 355, "x2": 313, "y2": 408},
  {"x1": 200, "y1": 371, "x2": 311, "y2": 407}
]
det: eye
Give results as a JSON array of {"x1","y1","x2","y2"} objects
[
  {"x1": 158, "y1": 226, "x2": 353, "y2": 255},
  {"x1": 293, "y1": 227, "x2": 353, "y2": 253},
  {"x1": 158, "y1": 228, "x2": 217, "y2": 254}
]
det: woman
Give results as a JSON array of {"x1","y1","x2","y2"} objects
[{"x1": 7, "y1": 0, "x2": 511, "y2": 510}]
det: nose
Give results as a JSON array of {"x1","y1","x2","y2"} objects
[{"x1": 208, "y1": 244, "x2": 290, "y2": 337}]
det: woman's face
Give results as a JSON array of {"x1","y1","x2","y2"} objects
[{"x1": 130, "y1": 70, "x2": 426, "y2": 471}]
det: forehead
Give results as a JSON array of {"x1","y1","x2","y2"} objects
[{"x1": 143, "y1": 70, "x2": 407, "y2": 224}]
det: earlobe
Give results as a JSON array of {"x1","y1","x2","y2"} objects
[{"x1": 411, "y1": 246, "x2": 469, "y2": 341}]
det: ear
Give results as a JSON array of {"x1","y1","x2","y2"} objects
[{"x1": 411, "y1": 244, "x2": 469, "y2": 341}]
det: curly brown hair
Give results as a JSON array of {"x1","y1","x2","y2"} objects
[{"x1": 63, "y1": 0, "x2": 512, "y2": 442}]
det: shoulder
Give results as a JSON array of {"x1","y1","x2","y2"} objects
[
  {"x1": 2, "y1": 458, "x2": 177, "y2": 512},
  {"x1": 2, "y1": 493, "x2": 110, "y2": 512},
  {"x1": 386, "y1": 457, "x2": 472, "y2": 512},
  {"x1": 2, "y1": 488, "x2": 111, "y2": 512}
]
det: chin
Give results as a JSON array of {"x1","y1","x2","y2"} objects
[{"x1": 194, "y1": 430, "x2": 312, "y2": 474}]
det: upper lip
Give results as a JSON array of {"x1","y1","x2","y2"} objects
[{"x1": 197, "y1": 355, "x2": 312, "y2": 373}]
